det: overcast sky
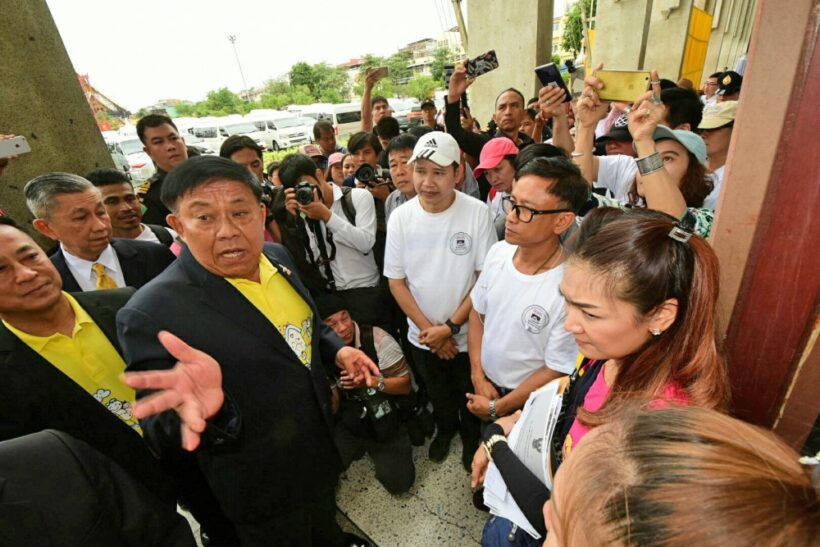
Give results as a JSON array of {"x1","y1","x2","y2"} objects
[{"x1": 46, "y1": 0, "x2": 569, "y2": 111}]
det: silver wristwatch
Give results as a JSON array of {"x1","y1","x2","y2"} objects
[
  {"x1": 488, "y1": 399, "x2": 499, "y2": 421},
  {"x1": 376, "y1": 375, "x2": 385, "y2": 392}
]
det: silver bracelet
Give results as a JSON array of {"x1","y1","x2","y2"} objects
[
  {"x1": 636, "y1": 152, "x2": 663, "y2": 176},
  {"x1": 570, "y1": 151, "x2": 585, "y2": 158},
  {"x1": 489, "y1": 399, "x2": 499, "y2": 421}
]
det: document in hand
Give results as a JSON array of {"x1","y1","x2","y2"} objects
[{"x1": 482, "y1": 379, "x2": 564, "y2": 540}]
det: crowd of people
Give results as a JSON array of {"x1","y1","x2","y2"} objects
[{"x1": 0, "y1": 56, "x2": 817, "y2": 547}]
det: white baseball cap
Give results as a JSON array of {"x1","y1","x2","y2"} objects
[{"x1": 407, "y1": 131, "x2": 461, "y2": 167}]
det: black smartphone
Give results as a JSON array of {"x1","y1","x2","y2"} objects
[
  {"x1": 461, "y1": 93, "x2": 469, "y2": 110},
  {"x1": 534, "y1": 63, "x2": 572, "y2": 103},
  {"x1": 465, "y1": 50, "x2": 499, "y2": 78}
]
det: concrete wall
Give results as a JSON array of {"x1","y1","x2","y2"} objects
[
  {"x1": 593, "y1": 0, "x2": 651, "y2": 69},
  {"x1": 465, "y1": 0, "x2": 554, "y2": 130},
  {"x1": 594, "y1": 0, "x2": 695, "y2": 77},
  {"x1": 0, "y1": 0, "x2": 113, "y2": 229},
  {"x1": 593, "y1": 0, "x2": 757, "y2": 84},
  {"x1": 702, "y1": 0, "x2": 758, "y2": 75}
]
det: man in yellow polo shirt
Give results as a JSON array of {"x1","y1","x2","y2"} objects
[
  {"x1": 0, "y1": 216, "x2": 171, "y2": 503},
  {"x1": 118, "y1": 155, "x2": 379, "y2": 546}
]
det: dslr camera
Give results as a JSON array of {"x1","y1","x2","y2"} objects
[
  {"x1": 355, "y1": 164, "x2": 391, "y2": 187},
  {"x1": 295, "y1": 181, "x2": 317, "y2": 205}
]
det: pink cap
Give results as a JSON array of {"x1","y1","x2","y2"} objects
[
  {"x1": 327, "y1": 152, "x2": 345, "y2": 169},
  {"x1": 473, "y1": 137, "x2": 518, "y2": 178},
  {"x1": 300, "y1": 144, "x2": 323, "y2": 158}
]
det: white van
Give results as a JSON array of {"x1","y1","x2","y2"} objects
[
  {"x1": 187, "y1": 119, "x2": 267, "y2": 153},
  {"x1": 300, "y1": 103, "x2": 362, "y2": 140},
  {"x1": 245, "y1": 111, "x2": 312, "y2": 151},
  {"x1": 104, "y1": 134, "x2": 155, "y2": 183}
]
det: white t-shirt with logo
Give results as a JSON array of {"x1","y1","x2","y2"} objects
[
  {"x1": 384, "y1": 191, "x2": 497, "y2": 352},
  {"x1": 471, "y1": 241, "x2": 578, "y2": 389},
  {"x1": 594, "y1": 154, "x2": 637, "y2": 201}
]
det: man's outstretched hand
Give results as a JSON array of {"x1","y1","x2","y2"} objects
[
  {"x1": 123, "y1": 331, "x2": 224, "y2": 451},
  {"x1": 335, "y1": 346, "x2": 381, "y2": 388}
]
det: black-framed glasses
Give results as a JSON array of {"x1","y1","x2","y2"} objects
[{"x1": 501, "y1": 196, "x2": 571, "y2": 223}]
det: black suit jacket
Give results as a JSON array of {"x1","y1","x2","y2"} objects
[
  {"x1": 117, "y1": 243, "x2": 344, "y2": 525},
  {"x1": 0, "y1": 430, "x2": 195, "y2": 547},
  {"x1": 50, "y1": 238, "x2": 176, "y2": 292},
  {"x1": 0, "y1": 288, "x2": 174, "y2": 504}
]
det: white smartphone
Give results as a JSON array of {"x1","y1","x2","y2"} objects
[{"x1": 0, "y1": 136, "x2": 31, "y2": 159}]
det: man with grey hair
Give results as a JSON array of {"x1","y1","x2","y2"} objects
[{"x1": 24, "y1": 172, "x2": 175, "y2": 292}]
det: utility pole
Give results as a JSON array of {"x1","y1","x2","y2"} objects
[
  {"x1": 450, "y1": 0, "x2": 468, "y2": 49},
  {"x1": 227, "y1": 34, "x2": 250, "y2": 102}
]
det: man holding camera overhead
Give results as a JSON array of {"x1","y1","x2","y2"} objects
[{"x1": 278, "y1": 153, "x2": 386, "y2": 328}]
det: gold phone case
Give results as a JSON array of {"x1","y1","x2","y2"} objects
[{"x1": 596, "y1": 70, "x2": 651, "y2": 102}]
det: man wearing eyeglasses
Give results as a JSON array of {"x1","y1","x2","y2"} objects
[
  {"x1": 466, "y1": 157, "x2": 588, "y2": 426},
  {"x1": 473, "y1": 138, "x2": 519, "y2": 240},
  {"x1": 701, "y1": 72, "x2": 721, "y2": 106},
  {"x1": 384, "y1": 131, "x2": 497, "y2": 470}
]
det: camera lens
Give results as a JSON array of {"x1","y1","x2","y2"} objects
[{"x1": 355, "y1": 164, "x2": 375, "y2": 183}]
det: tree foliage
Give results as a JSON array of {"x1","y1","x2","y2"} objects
[
  {"x1": 404, "y1": 75, "x2": 438, "y2": 100},
  {"x1": 430, "y1": 46, "x2": 458, "y2": 82},
  {"x1": 289, "y1": 62, "x2": 350, "y2": 101},
  {"x1": 562, "y1": 0, "x2": 595, "y2": 57}
]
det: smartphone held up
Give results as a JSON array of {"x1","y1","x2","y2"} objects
[
  {"x1": 595, "y1": 70, "x2": 651, "y2": 102},
  {"x1": 534, "y1": 63, "x2": 572, "y2": 103}
]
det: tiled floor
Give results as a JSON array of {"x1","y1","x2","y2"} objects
[
  {"x1": 336, "y1": 437, "x2": 487, "y2": 546},
  {"x1": 182, "y1": 438, "x2": 489, "y2": 547}
]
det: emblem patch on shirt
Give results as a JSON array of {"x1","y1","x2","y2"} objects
[
  {"x1": 521, "y1": 305, "x2": 549, "y2": 334},
  {"x1": 449, "y1": 232, "x2": 472, "y2": 255}
]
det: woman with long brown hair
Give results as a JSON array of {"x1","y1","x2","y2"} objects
[
  {"x1": 545, "y1": 406, "x2": 820, "y2": 546},
  {"x1": 473, "y1": 209, "x2": 730, "y2": 546}
]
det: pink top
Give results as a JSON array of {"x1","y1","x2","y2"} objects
[{"x1": 564, "y1": 361, "x2": 689, "y2": 457}]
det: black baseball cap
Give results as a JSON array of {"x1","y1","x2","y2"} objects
[
  {"x1": 717, "y1": 71, "x2": 743, "y2": 96},
  {"x1": 420, "y1": 99, "x2": 436, "y2": 110}
]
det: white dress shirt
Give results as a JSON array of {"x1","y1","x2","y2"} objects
[
  {"x1": 306, "y1": 184, "x2": 380, "y2": 290},
  {"x1": 61, "y1": 243, "x2": 126, "y2": 291},
  {"x1": 135, "y1": 223, "x2": 178, "y2": 245}
]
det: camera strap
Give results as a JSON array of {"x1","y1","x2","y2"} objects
[{"x1": 307, "y1": 219, "x2": 337, "y2": 291}]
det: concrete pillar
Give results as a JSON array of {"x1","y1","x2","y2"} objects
[
  {"x1": 465, "y1": 0, "x2": 554, "y2": 130},
  {"x1": 594, "y1": 0, "x2": 696, "y2": 77},
  {"x1": 0, "y1": 0, "x2": 114, "y2": 227},
  {"x1": 702, "y1": 0, "x2": 758, "y2": 75}
]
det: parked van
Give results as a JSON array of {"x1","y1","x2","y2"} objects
[
  {"x1": 103, "y1": 134, "x2": 155, "y2": 183},
  {"x1": 187, "y1": 119, "x2": 267, "y2": 153},
  {"x1": 245, "y1": 111, "x2": 312, "y2": 151},
  {"x1": 300, "y1": 103, "x2": 362, "y2": 140}
]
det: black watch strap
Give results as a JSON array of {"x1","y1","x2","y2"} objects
[{"x1": 445, "y1": 319, "x2": 461, "y2": 335}]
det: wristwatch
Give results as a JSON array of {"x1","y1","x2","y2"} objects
[
  {"x1": 488, "y1": 399, "x2": 499, "y2": 421},
  {"x1": 376, "y1": 375, "x2": 385, "y2": 392},
  {"x1": 483, "y1": 434, "x2": 508, "y2": 462},
  {"x1": 445, "y1": 319, "x2": 461, "y2": 335}
]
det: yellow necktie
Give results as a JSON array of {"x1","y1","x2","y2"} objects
[{"x1": 92, "y1": 263, "x2": 118, "y2": 289}]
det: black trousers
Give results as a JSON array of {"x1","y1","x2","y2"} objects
[
  {"x1": 234, "y1": 487, "x2": 344, "y2": 547},
  {"x1": 410, "y1": 347, "x2": 480, "y2": 449},
  {"x1": 334, "y1": 422, "x2": 415, "y2": 495}
]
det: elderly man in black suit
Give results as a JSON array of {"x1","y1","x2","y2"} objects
[
  {"x1": 24, "y1": 172, "x2": 175, "y2": 292},
  {"x1": 118, "y1": 156, "x2": 378, "y2": 546}
]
